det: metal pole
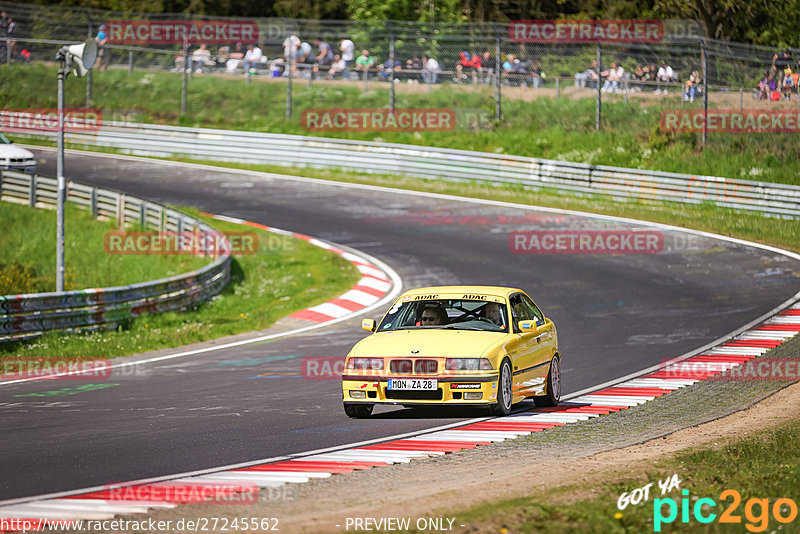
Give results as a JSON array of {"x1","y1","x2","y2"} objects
[
  {"x1": 57, "y1": 60, "x2": 67, "y2": 292},
  {"x1": 86, "y1": 12, "x2": 92, "y2": 109},
  {"x1": 495, "y1": 32, "x2": 501, "y2": 121},
  {"x1": 739, "y1": 88, "x2": 743, "y2": 111},
  {"x1": 389, "y1": 31, "x2": 395, "y2": 114},
  {"x1": 555, "y1": 76, "x2": 559, "y2": 99},
  {"x1": 286, "y1": 58, "x2": 293, "y2": 119},
  {"x1": 181, "y1": 46, "x2": 189, "y2": 114},
  {"x1": 702, "y1": 39, "x2": 708, "y2": 148},
  {"x1": 596, "y1": 43, "x2": 601, "y2": 130},
  {"x1": 362, "y1": 64, "x2": 368, "y2": 93},
  {"x1": 128, "y1": 50, "x2": 134, "y2": 75}
]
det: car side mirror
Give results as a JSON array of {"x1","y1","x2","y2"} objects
[
  {"x1": 362, "y1": 318, "x2": 376, "y2": 332},
  {"x1": 518, "y1": 320, "x2": 536, "y2": 332}
]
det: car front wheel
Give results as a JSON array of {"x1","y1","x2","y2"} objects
[
  {"x1": 490, "y1": 359, "x2": 513, "y2": 416},
  {"x1": 343, "y1": 403, "x2": 373, "y2": 418},
  {"x1": 534, "y1": 356, "x2": 561, "y2": 407}
]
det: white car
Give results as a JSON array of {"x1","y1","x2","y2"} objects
[{"x1": 0, "y1": 133, "x2": 37, "y2": 173}]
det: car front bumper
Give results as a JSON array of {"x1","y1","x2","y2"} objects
[{"x1": 342, "y1": 373, "x2": 500, "y2": 405}]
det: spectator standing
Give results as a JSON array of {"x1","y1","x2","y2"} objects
[
  {"x1": 0, "y1": 11, "x2": 8, "y2": 60},
  {"x1": 481, "y1": 51, "x2": 497, "y2": 85},
  {"x1": 340, "y1": 37, "x2": 355, "y2": 79},
  {"x1": 242, "y1": 42, "x2": 264, "y2": 75},
  {"x1": 95, "y1": 24, "x2": 110, "y2": 71},
  {"x1": 314, "y1": 40, "x2": 333, "y2": 66},
  {"x1": 655, "y1": 62, "x2": 674, "y2": 94},
  {"x1": 5, "y1": 15, "x2": 15, "y2": 62},
  {"x1": 421, "y1": 55, "x2": 440, "y2": 84},
  {"x1": 282, "y1": 32, "x2": 300, "y2": 76}
]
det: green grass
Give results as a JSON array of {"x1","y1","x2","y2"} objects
[
  {"x1": 0, "y1": 201, "x2": 208, "y2": 294},
  {"x1": 3, "y1": 63, "x2": 800, "y2": 185},
  {"x1": 0, "y1": 208, "x2": 361, "y2": 358},
  {"x1": 448, "y1": 418, "x2": 800, "y2": 533}
]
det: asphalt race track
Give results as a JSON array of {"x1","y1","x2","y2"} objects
[{"x1": 1, "y1": 148, "x2": 799, "y2": 501}]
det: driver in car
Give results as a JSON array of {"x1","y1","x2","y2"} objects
[
  {"x1": 420, "y1": 304, "x2": 448, "y2": 325},
  {"x1": 485, "y1": 302, "x2": 504, "y2": 326}
]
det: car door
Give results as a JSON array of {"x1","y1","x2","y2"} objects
[
  {"x1": 520, "y1": 293, "x2": 556, "y2": 396},
  {"x1": 506, "y1": 293, "x2": 539, "y2": 398}
]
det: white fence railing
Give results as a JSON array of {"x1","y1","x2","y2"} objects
[
  {"x1": 16, "y1": 121, "x2": 800, "y2": 217},
  {"x1": 0, "y1": 171, "x2": 231, "y2": 342}
]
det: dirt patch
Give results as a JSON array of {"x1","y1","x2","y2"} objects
[{"x1": 123, "y1": 379, "x2": 800, "y2": 534}]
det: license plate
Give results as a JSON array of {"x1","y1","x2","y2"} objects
[{"x1": 388, "y1": 378, "x2": 438, "y2": 390}]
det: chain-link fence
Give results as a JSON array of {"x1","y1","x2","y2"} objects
[{"x1": 2, "y1": 0, "x2": 799, "y2": 147}]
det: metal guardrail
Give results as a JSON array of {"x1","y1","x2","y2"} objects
[
  {"x1": 16, "y1": 121, "x2": 800, "y2": 217},
  {"x1": 0, "y1": 170, "x2": 231, "y2": 342}
]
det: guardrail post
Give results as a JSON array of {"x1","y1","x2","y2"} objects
[
  {"x1": 139, "y1": 202, "x2": 146, "y2": 227},
  {"x1": 177, "y1": 217, "x2": 184, "y2": 251},
  {"x1": 128, "y1": 51, "x2": 134, "y2": 75},
  {"x1": 117, "y1": 194, "x2": 125, "y2": 230},
  {"x1": 159, "y1": 207, "x2": 165, "y2": 232},
  {"x1": 29, "y1": 175, "x2": 37, "y2": 208},
  {"x1": 90, "y1": 187, "x2": 97, "y2": 218}
]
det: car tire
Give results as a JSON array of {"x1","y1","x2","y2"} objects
[
  {"x1": 534, "y1": 356, "x2": 561, "y2": 407},
  {"x1": 490, "y1": 359, "x2": 513, "y2": 416},
  {"x1": 343, "y1": 403, "x2": 373, "y2": 418}
]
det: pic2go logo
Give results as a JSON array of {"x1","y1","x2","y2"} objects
[{"x1": 654, "y1": 489, "x2": 798, "y2": 532}]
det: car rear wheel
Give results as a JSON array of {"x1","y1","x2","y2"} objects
[
  {"x1": 534, "y1": 356, "x2": 561, "y2": 407},
  {"x1": 343, "y1": 403, "x2": 373, "y2": 418},
  {"x1": 490, "y1": 359, "x2": 513, "y2": 416}
]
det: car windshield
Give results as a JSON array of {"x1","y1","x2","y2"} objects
[{"x1": 377, "y1": 298, "x2": 509, "y2": 333}]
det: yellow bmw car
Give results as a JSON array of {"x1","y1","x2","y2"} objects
[{"x1": 342, "y1": 286, "x2": 561, "y2": 418}]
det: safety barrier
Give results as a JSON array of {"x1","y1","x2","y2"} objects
[
  {"x1": 0, "y1": 170, "x2": 231, "y2": 342},
  {"x1": 16, "y1": 121, "x2": 800, "y2": 217}
]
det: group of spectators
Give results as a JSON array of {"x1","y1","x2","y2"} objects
[
  {"x1": 756, "y1": 51, "x2": 799, "y2": 101},
  {"x1": 574, "y1": 60, "x2": 690, "y2": 96}
]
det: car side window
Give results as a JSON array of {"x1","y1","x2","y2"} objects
[
  {"x1": 510, "y1": 294, "x2": 533, "y2": 332},
  {"x1": 520, "y1": 294, "x2": 544, "y2": 324}
]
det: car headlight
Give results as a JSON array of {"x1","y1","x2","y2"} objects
[
  {"x1": 445, "y1": 358, "x2": 493, "y2": 371},
  {"x1": 346, "y1": 357, "x2": 384, "y2": 370}
]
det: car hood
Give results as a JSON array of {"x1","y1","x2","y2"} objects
[
  {"x1": 350, "y1": 329, "x2": 506, "y2": 358},
  {"x1": 0, "y1": 144, "x2": 35, "y2": 159}
]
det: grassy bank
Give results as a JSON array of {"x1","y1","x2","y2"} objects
[
  {"x1": 452, "y1": 416, "x2": 800, "y2": 533},
  {"x1": 0, "y1": 209, "x2": 361, "y2": 358},
  {"x1": 0, "y1": 201, "x2": 207, "y2": 295},
  {"x1": 2, "y1": 64, "x2": 800, "y2": 185}
]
